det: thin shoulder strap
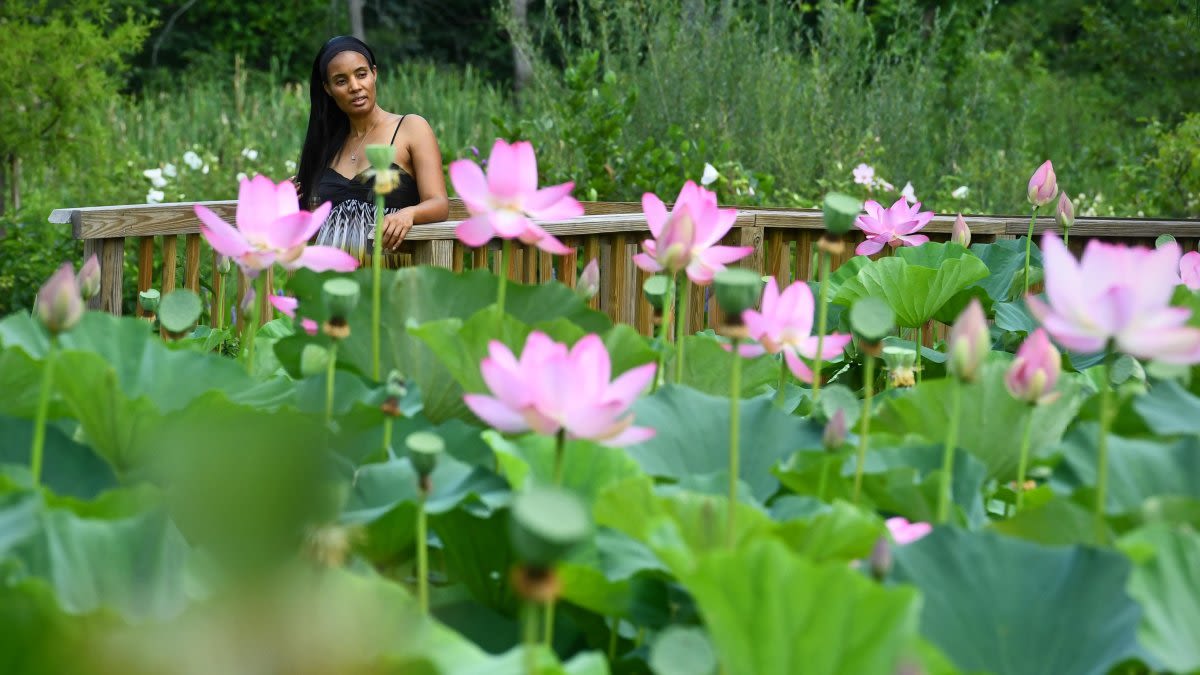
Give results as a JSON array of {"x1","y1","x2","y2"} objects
[{"x1": 390, "y1": 115, "x2": 407, "y2": 144}]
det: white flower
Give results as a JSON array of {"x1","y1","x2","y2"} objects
[
  {"x1": 853, "y1": 163, "x2": 875, "y2": 186},
  {"x1": 236, "y1": 172, "x2": 248, "y2": 182},
  {"x1": 285, "y1": 159, "x2": 297, "y2": 173},
  {"x1": 143, "y1": 168, "x2": 167, "y2": 188},
  {"x1": 163, "y1": 163, "x2": 178, "y2": 178},
  {"x1": 202, "y1": 164, "x2": 210, "y2": 175},
  {"x1": 241, "y1": 147, "x2": 259, "y2": 161},
  {"x1": 701, "y1": 162, "x2": 720, "y2": 186},
  {"x1": 900, "y1": 182, "x2": 917, "y2": 204},
  {"x1": 875, "y1": 178, "x2": 895, "y2": 192},
  {"x1": 183, "y1": 151, "x2": 203, "y2": 170},
  {"x1": 951, "y1": 185, "x2": 969, "y2": 199},
  {"x1": 146, "y1": 189, "x2": 165, "y2": 204}
]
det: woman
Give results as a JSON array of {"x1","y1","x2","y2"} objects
[{"x1": 296, "y1": 36, "x2": 449, "y2": 266}]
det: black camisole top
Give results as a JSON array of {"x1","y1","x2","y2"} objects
[{"x1": 315, "y1": 115, "x2": 421, "y2": 210}]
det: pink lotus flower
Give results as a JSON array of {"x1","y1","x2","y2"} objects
[
  {"x1": 741, "y1": 277, "x2": 853, "y2": 382},
  {"x1": 632, "y1": 181, "x2": 753, "y2": 285},
  {"x1": 464, "y1": 332, "x2": 656, "y2": 446},
  {"x1": 951, "y1": 213, "x2": 971, "y2": 248},
  {"x1": 1027, "y1": 160, "x2": 1059, "y2": 207},
  {"x1": 268, "y1": 295, "x2": 318, "y2": 336},
  {"x1": 1182, "y1": 251, "x2": 1200, "y2": 290},
  {"x1": 450, "y1": 139, "x2": 582, "y2": 254},
  {"x1": 853, "y1": 198, "x2": 934, "y2": 256},
  {"x1": 1027, "y1": 233, "x2": 1200, "y2": 363},
  {"x1": 885, "y1": 517, "x2": 931, "y2": 545},
  {"x1": 1005, "y1": 328, "x2": 1061, "y2": 405},
  {"x1": 194, "y1": 176, "x2": 358, "y2": 278},
  {"x1": 36, "y1": 262, "x2": 84, "y2": 335}
]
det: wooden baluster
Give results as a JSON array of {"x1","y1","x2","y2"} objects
[
  {"x1": 538, "y1": 248, "x2": 554, "y2": 284},
  {"x1": 524, "y1": 246, "x2": 538, "y2": 284},
  {"x1": 766, "y1": 228, "x2": 787, "y2": 286},
  {"x1": 413, "y1": 240, "x2": 454, "y2": 268},
  {"x1": 557, "y1": 237, "x2": 578, "y2": 289},
  {"x1": 584, "y1": 235, "x2": 601, "y2": 310},
  {"x1": 472, "y1": 244, "x2": 488, "y2": 271},
  {"x1": 452, "y1": 242, "x2": 466, "y2": 273},
  {"x1": 137, "y1": 236, "x2": 155, "y2": 317},
  {"x1": 161, "y1": 235, "x2": 178, "y2": 295},
  {"x1": 508, "y1": 243, "x2": 521, "y2": 281},
  {"x1": 687, "y1": 275, "x2": 705, "y2": 334},
  {"x1": 609, "y1": 233, "x2": 629, "y2": 324},
  {"x1": 795, "y1": 230, "x2": 815, "y2": 283},
  {"x1": 184, "y1": 234, "x2": 201, "y2": 291},
  {"x1": 259, "y1": 267, "x2": 273, "y2": 326},
  {"x1": 634, "y1": 267, "x2": 652, "y2": 336},
  {"x1": 736, "y1": 218, "x2": 765, "y2": 275}
]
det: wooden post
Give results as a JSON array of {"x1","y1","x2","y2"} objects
[
  {"x1": 471, "y1": 245, "x2": 488, "y2": 271},
  {"x1": 451, "y1": 242, "x2": 466, "y2": 273},
  {"x1": 99, "y1": 237, "x2": 125, "y2": 315},
  {"x1": 161, "y1": 235, "x2": 178, "y2": 295},
  {"x1": 597, "y1": 236, "x2": 612, "y2": 318},
  {"x1": 736, "y1": 219, "x2": 765, "y2": 274},
  {"x1": 538, "y1": 249, "x2": 554, "y2": 284},
  {"x1": 766, "y1": 228, "x2": 787, "y2": 286},
  {"x1": 609, "y1": 233, "x2": 629, "y2": 324}
]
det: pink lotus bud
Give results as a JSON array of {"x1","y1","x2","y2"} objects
[
  {"x1": 36, "y1": 263, "x2": 84, "y2": 335},
  {"x1": 947, "y1": 299, "x2": 989, "y2": 382},
  {"x1": 822, "y1": 409, "x2": 848, "y2": 450},
  {"x1": 1056, "y1": 192, "x2": 1075, "y2": 231},
  {"x1": 1181, "y1": 251, "x2": 1200, "y2": 290},
  {"x1": 885, "y1": 517, "x2": 932, "y2": 545},
  {"x1": 1027, "y1": 160, "x2": 1059, "y2": 207},
  {"x1": 577, "y1": 258, "x2": 600, "y2": 299},
  {"x1": 951, "y1": 213, "x2": 971, "y2": 248},
  {"x1": 77, "y1": 254, "x2": 101, "y2": 300},
  {"x1": 1005, "y1": 328, "x2": 1061, "y2": 405}
]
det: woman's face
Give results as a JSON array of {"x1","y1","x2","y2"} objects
[{"x1": 323, "y1": 50, "x2": 377, "y2": 116}]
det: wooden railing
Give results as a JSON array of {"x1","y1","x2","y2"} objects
[{"x1": 49, "y1": 199, "x2": 1200, "y2": 337}]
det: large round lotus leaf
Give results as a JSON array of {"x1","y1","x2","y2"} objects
[
  {"x1": 1118, "y1": 524, "x2": 1200, "y2": 673},
  {"x1": 892, "y1": 527, "x2": 1142, "y2": 675},
  {"x1": 835, "y1": 244, "x2": 989, "y2": 328}
]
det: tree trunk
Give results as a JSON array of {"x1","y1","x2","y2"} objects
[
  {"x1": 511, "y1": 0, "x2": 532, "y2": 97},
  {"x1": 348, "y1": 0, "x2": 366, "y2": 42}
]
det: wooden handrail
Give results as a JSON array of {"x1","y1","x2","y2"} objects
[{"x1": 48, "y1": 198, "x2": 1200, "y2": 338}]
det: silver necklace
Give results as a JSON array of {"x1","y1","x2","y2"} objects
[{"x1": 348, "y1": 118, "x2": 381, "y2": 163}]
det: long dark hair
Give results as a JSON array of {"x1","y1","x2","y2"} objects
[{"x1": 296, "y1": 36, "x2": 378, "y2": 208}]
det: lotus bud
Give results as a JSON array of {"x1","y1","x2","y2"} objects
[
  {"x1": 386, "y1": 370, "x2": 408, "y2": 399},
  {"x1": 947, "y1": 299, "x2": 990, "y2": 383},
  {"x1": 577, "y1": 258, "x2": 600, "y2": 299},
  {"x1": 36, "y1": 263, "x2": 84, "y2": 335},
  {"x1": 882, "y1": 345, "x2": 918, "y2": 388},
  {"x1": 1026, "y1": 160, "x2": 1058, "y2": 207},
  {"x1": 509, "y1": 486, "x2": 591, "y2": 569},
  {"x1": 216, "y1": 254, "x2": 232, "y2": 275},
  {"x1": 822, "y1": 193, "x2": 862, "y2": 236},
  {"x1": 77, "y1": 254, "x2": 101, "y2": 300},
  {"x1": 659, "y1": 208, "x2": 696, "y2": 273},
  {"x1": 1005, "y1": 328, "x2": 1062, "y2": 405},
  {"x1": 868, "y1": 535, "x2": 892, "y2": 581},
  {"x1": 951, "y1": 214, "x2": 971, "y2": 248},
  {"x1": 1056, "y1": 192, "x2": 1075, "y2": 232},
  {"x1": 714, "y1": 268, "x2": 764, "y2": 328},
  {"x1": 405, "y1": 431, "x2": 444, "y2": 487},
  {"x1": 822, "y1": 409, "x2": 848, "y2": 450}
]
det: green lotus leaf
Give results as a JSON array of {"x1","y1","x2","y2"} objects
[{"x1": 833, "y1": 246, "x2": 989, "y2": 328}]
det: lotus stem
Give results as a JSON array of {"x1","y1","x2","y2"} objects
[
  {"x1": 727, "y1": 336, "x2": 743, "y2": 548},
  {"x1": 608, "y1": 617, "x2": 619, "y2": 661},
  {"x1": 1023, "y1": 205, "x2": 1039, "y2": 297},
  {"x1": 30, "y1": 340, "x2": 56, "y2": 487},
  {"x1": 1095, "y1": 350, "x2": 1115, "y2": 540},
  {"x1": 214, "y1": 269, "x2": 226, "y2": 330},
  {"x1": 553, "y1": 428, "x2": 567, "y2": 486},
  {"x1": 936, "y1": 380, "x2": 962, "y2": 523},
  {"x1": 324, "y1": 342, "x2": 338, "y2": 427},
  {"x1": 417, "y1": 490, "x2": 430, "y2": 614},
  {"x1": 543, "y1": 598, "x2": 556, "y2": 649},
  {"x1": 1015, "y1": 409, "x2": 1036, "y2": 511},
  {"x1": 523, "y1": 601, "x2": 539, "y2": 675},
  {"x1": 816, "y1": 459, "x2": 830, "y2": 503},
  {"x1": 243, "y1": 274, "x2": 266, "y2": 374},
  {"x1": 498, "y1": 239, "x2": 512, "y2": 314},
  {"x1": 774, "y1": 357, "x2": 788, "y2": 408},
  {"x1": 852, "y1": 354, "x2": 875, "y2": 503},
  {"x1": 673, "y1": 275, "x2": 689, "y2": 384},
  {"x1": 371, "y1": 193, "x2": 385, "y2": 381},
  {"x1": 382, "y1": 417, "x2": 394, "y2": 457},
  {"x1": 812, "y1": 249, "x2": 831, "y2": 400}
]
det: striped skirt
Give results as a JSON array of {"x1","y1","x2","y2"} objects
[{"x1": 313, "y1": 199, "x2": 407, "y2": 269}]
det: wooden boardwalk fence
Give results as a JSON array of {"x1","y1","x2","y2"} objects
[{"x1": 48, "y1": 199, "x2": 1200, "y2": 339}]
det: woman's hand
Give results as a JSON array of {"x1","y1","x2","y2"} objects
[{"x1": 381, "y1": 208, "x2": 415, "y2": 250}]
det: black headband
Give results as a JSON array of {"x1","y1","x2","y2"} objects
[{"x1": 318, "y1": 36, "x2": 375, "y2": 79}]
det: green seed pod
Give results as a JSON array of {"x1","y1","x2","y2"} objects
[
  {"x1": 509, "y1": 486, "x2": 591, "y2": 567},
  {"x1": 405, "y1": 430, "x2": 444, "y2": 478},
  {"x1": 822, "y1": 193, "x2": 862, "y2": 236},
  {"x1": 713, "y1": 268, "x2": 763, "y2": 322},
  {"x1": 321, "y1": 278, "x2": 361, "y2": 320}
]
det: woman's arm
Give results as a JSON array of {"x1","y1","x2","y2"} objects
[{"x1": 380, "y1": 115, "x2": 449, "y2": 250}]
